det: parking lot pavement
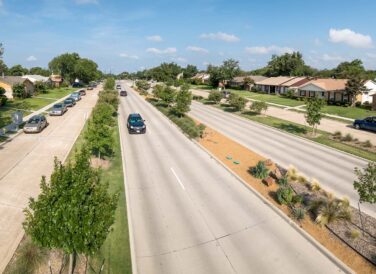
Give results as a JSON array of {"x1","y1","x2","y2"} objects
[{"x1": 0, "y1": 87, "x2": 100, "y2": 273}]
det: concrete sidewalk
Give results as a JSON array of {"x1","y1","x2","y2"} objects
[
  {"x1": 0, "y1": 87, "x2": 100, "y2": 273},
  {"x1": 191, "y1": 89, "x2": 376, "y2": 143}
]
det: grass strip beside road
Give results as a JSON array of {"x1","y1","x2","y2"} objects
[
  {"x1": 67, "y1": 118, "x2": 131, "y2": 274},
  {"x1": 214, "y1": 104, "x2": 376, "y2": 161}
]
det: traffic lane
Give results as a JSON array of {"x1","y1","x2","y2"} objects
[
  {"x1": 189, "y1": 102, "x2": 375, "y2": 218},
  {"x1": 119, "y1": 84, "x2": 345, "y2": 274},
  {"x1": 119, "y1": 98, "x2": 235, "y2": 273}
]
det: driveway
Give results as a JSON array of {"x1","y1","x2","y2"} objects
[
  {"x1": 0, "y1": 87, "x2": 100, "y2": 273},
  {"x1": 189, "y1": 102, "x2": 375, "y2": 218},
  {"x1": 119, "y1": 82, "x2": 348, "y2": 274},
  {"x1": 191, "y1": 89, "x2": 376, "y2": 143}
]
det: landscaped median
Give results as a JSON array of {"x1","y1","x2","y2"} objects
[{"x1": 197, "y1": 124, "x2": 375, "y2": 274}]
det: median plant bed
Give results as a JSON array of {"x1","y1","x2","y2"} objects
[
  {"x1": 147, "y1": 98, "x2": 205, "y2": 139},
  {"x1": 198, "y1": 124, "x2": 375, "y2": 273}
]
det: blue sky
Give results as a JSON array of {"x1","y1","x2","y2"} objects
[{"x1": 1, "y1": 0, "x2": 376, "y2": 73}]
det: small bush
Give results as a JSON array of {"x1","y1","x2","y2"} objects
[
  {"x1": 192, "y1": 95, "x2": 203, "y2": 101},
  {"x1": 208, "y1": 91, "x2": 222, "y2": 104},
  {"x1": 292, "y1": 194, "x2": 304, "y2": 205},
  {"x1": 250, "y1": 101, "x2": 268, "y2": 114},
  {"x1": 362, "y1": 140, "x2": 372, "y2": 148},
  {"x1": 292, "y1": 207, "x2": 306, "y2": 221},
  {"x1": 333, "y1": 131, "x2": 342, "y2": 139},
  {"x1": 350, "y1": 229, "x2": 361, "y2": 239},
  {"x1": 251, "y1": 161, "x2": 269, "y2": 179},
  {"x1": 276, "y1": 187, "x2": 294, "y2": 205},
  {"x1": 297, "y1": 174, "x2": 308, "y2": 184},
  {"x1": 310, "y1": 179, "x2": 321, "y2": 192},
  {"x1": 277, "y1": 176, "x2": 289, "y2": 187},
  {"x1": 228, "y1": 93, "x2": 246, "y2": 111},
  {"x1": 341, "y1": 133, "x2": 353, "y2": 142},
  {"x1": 287, "y1": 166, "x2": 298, "y2": 181}
]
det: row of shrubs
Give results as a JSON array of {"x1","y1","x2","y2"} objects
[
  {"x1": 251, "y1": 161, "x2": 352, "y2": 225},
  {"x1": 147, "y1": 99, "x2": 205, "y2": 139},
  {"x1": 333, "y1": 131, "x2": 373, "y2": 148}
]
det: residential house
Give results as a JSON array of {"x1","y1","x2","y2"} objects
[
  {"x1": 297, "y1": 78, "x2": 349, "y2": 102},
  {"x1": 191, "y1": 73, "x2": 210, "y2": 84},
  {"x1": 279, "y1": 77, "x2": 310, "y2": 93},
  {"x1": 22, "y1": 75, "x2": 49, "y2": 84},
  {"x1": 0, "y1": 76, "x2": 35, "y2": 98},
  {"x1": 358, "y1": 80, "x2": 376, "y2": 104},
  {"x1": 255, "y1": 76, "x2": 306, "y2": 94},
  {"x1": 49, "y1": 74, "x2": 63, "y2": 88},
  {"x1": 229, "y1": 75, "x2": 267, "y2": 90},
  {"x1": 372, "y1": 94, "x2": 376, "y2": 110}
]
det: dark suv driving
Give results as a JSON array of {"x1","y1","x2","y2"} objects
[
  {"x1": 120, "y1": 90, "x2": 127, "y2": 96},
  {"x1": 127, "y1": 113, "x2": 146, "y2": 134}
]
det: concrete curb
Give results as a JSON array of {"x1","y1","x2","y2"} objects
[
  {"x1": 192, "y1": 139, "x2": 354, "y2": 274},
  {"x1": 118, "y1": 83, "x2": 138, "y2": 274},
  {"x1": 198, "y1": 102, "x2": 371, "y2": 163}
]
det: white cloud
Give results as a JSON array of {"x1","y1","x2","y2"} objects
[
  {"x1": 173, "y1": 57, "x2": 187, "y2": 63},
  {"x1": 245, "y1": 45, "x2": 294, "y2": 55},
  {"x1": 146, "y1": 35, "x2": 163, "y2": 42},
  {"x1": 186, "y1": 46, "x2": 208, "y2": 54},
  {"x1": 26, "y1": 55, "x2": 37, "y2": 62},
  {"x1": 146, "y1": 47, "x2": 177, "y2": 54},
  {"x1": 200, "y1": 32, "x2": 239, "y2": 42},
  {"x1": 321, "y1": 53, "x2": 344, "y2": 62},
  {"x1": 74, "y1": 0, "x2": 98, "y2": 4},
  {"x1": 119, "y1": 53, "x2": 139, "y2": 59},
  {"x1": 203, "y1": 61, "x2": 210, "y2": 66},
  {"x1": 314, "y1": 38, "x2": 322, "y2": 46},
  {"x1": 329, "y1": 28, "x2": 373, "y2": 48}
]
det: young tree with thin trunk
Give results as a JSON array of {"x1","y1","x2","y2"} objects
[
  {"x1": 304, "y1": 96, "x2": 324, "y2": 136},
  {"x1": 345, "y1": 76, "x2": 368, "y2": 106},
  {"x1": 173, "y1": 84, "x2": 192, "y2": 116},
  {"x1": 23, "y1": 147, "x2": 118, "y2": 274}
]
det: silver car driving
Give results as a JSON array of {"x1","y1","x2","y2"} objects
[
  {"x1": 49, "y1": 103, "x2": 68, "y2": 116},
  {"x1": 23, "y1": 115, "x2": 48, "y2": 133}
]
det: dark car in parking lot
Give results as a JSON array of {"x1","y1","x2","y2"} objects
[
  {"x1": 49, "y1": 103, "x2": 68, "y2": 116},
  {"x1": 353, "y1": 116, "x2": 376, "y2": 132},
  {"x1": 64, "y1": 98, "x2": 76, "y2": 107},
  {"x1": 23, "y1": 115, "x2": 48, "y2": 133},
  {"x1": 70, "y1": 92, "x2": 81, "y2": 101},
  {"x1": 120, "y1": 90, "x2": 127, "y2": 96},
  {"x1": 78, "y1": 89, "x2": 86, "y2": 96},
  {"x1": 127, "y1": 113, "x2": 146, "y2": 134}
]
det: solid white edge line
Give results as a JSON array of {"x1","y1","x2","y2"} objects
[
  {"x1": 170, "y1": 167, "x2": 186, "y2": 190},
  {"x1": 118, "y1": 97, "x2": 138, "y2": 274}
]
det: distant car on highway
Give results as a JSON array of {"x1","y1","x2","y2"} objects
[
  {"x1": 70, "y1": 92, "x2": 81, "y2": 101},
  {"x1": 87, "y1": 86, "x2": 94, "y2": 90},
  {"x1": 120, "y1": 90, "x2": 127, "y2": 96},
  {"x1": 127, "y1": 113, "x2": 146, "y2": 134},
  {"x1": 24, "y1": 115, "x2": 48, "y2": 133},
  {"x1": 116, "y1": 84, "x2": 121, "y2": 89},
  {"x1": 353, "y1": 116, "x2": 376, "y2": 132},
  {"x1": 64, "y1": 98, "x2": 76, "y2": 107},
  {"x1": 49, "y1": 103, "x2": 68, "y2": 116}
]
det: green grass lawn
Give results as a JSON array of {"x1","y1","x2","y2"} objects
[
  {"x1": 36, "y1": 87, "x2": 76, "y2": 99},
  {"x1": 320, "y1": 105, "x2": 376, "y2": 119},
  {"x1": 215, "y1": 104, "x2": 376, "y2": 161}
]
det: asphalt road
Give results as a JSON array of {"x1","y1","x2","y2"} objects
[
  {"x1": 189, "y1": 101, "x2": 375, "y2": 218},
  {"x1": 118, "y1": 81, "x2": 347, "y2": 274},
  {"x1": 0, "y1": 87, "x2": 99, "y2": 273}
]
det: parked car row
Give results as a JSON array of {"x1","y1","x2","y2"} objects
[{"x1": 24, "y1": 90, "x2": 85, "y2": 134}]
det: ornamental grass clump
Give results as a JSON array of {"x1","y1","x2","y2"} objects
[{"x1": 251, "y1": 161, "x2": 269, "y2": 179}]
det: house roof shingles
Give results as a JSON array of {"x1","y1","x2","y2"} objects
[
  {"x1": 0, "y1": 76, "x2": 28, "y2": 86},
  {"x1": 299, "y1": 78, "x2": 348, "y2": 91},
  {"x1": 255, "y1": 76, "x2": 296, "y2": 86},
  {"x1": 232, "y1": 75, "x2": 267, "y2": 83}
]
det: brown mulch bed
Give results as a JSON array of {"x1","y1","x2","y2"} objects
[{"x1": 199, "y1": 125, "x2": 376, "y2": 274}]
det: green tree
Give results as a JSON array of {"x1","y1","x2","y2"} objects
[
  {"x1": 104, "y1": 77, "x2": 115, "y2": 90},
  {"x1": 8, "y1": 64, "x2": 28, "y2": 76},
  {"x1": 208, "y1": 65, "x2": 225, "y2": 87},
  {"x1": 334, "y1": 59, "x2": 365, "y2": 78},
  {"x1": 74, "y1": 58, "x2": 99, "y2": 84},
  {"x1": 98, "y1": 90, "x2": 119, "y2": 110},
  {"x1": 85, "y1": 103, "x2": 115, "y2": 158},
  {"x1": 221, "y1": 59, "x2": 241, "y2": 81},
  {"x1": 154, "y1": 85, "x2": 175, "y2": 105},
  {"x1": 29, "y1": 67, "x2": 50, "y2": 77},
  {"x1": 183, "y1": 64, "x2": 198, "y2": 79},
  {"x1": 23, "y1": 147, "x2": 118, "y2": 274},
  {"x1": 265, "y1": 52, "x2": 315, "y2": 77},
  {"x1": 34, "y1": 81, "x2": 48, "y2": 94},
  {"x1": 12, "y1": 83, "x2": 27, "y2": 98},
  {"x1": 173, "y1": 84, "x2": 192, "y2": 116},
  {"x1": 228, "y1": 93, "x2": 246, "y2": 111},
  {"x1": 208, "y1": 90, "x2": 222, "y2": 104},
  {"x1": 345, "y1": 76, "x2": 368, "y2": 106},
  {"x1": 135, "y1": 80, "x2": 151, "y2": 92},
  {"x1": 250, "y1": 101, "x2": 268, "y2": 114},
  {"x1": 243, "y1": 77, "x2": 255, "y2": 89},
  {"x1": 304, "y1": 96, "x2": 324, "y2": 136},
  {"x1": 354, "y1": 162, "x2": 376, "y2": 204},
  {"x1": 0, "y1": 86, "x2": 7, "y2": 106},
  {"x1": 48, "y1": 53, "x2": 80, "y2": 83}
]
